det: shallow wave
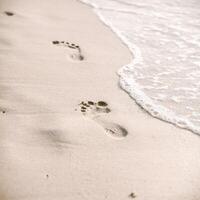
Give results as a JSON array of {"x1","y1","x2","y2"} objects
[{"x1": 80, "y1": 0, "x2": 200, "y2": 135}]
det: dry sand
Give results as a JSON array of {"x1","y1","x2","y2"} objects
[{"x1": 0, "y1": 0, "x2": 200, "y2": 199}]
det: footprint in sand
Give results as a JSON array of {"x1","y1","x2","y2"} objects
[
  {"x1": 52, "y1": 40, "x2": 84, "y2": 61},
  {"x1": 77, "y1": 100, "x2": 128, "y2": 139}
]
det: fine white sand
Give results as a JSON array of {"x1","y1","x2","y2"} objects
[{"x1": 1, "y1": 0, "x2": 200, "y2": 199}]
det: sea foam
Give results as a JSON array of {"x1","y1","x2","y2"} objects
[{"x1": 80, "y1": 0, "x2": 200, "y2": 135}]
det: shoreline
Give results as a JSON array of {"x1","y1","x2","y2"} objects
[
  {"x1": 0, "y1": 0, "x2": 200, "y2": 199},
  {"x1": 80, "y1": 0, "x2": 200, "y2": 136}
]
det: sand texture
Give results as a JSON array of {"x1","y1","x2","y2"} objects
[{"x1": 0, "y1": 0, "x2": 200, "y2": 199}]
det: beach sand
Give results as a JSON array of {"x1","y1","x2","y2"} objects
[{"x1": 0, "y1": 0, "x2": 200, "y2": 199}]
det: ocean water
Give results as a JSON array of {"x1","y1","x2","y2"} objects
[{"x1": 80, "y1": 0, "x2": 200, "y2": 134}]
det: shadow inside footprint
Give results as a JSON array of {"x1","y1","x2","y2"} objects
[
  {"x1": 0, "y1": 107, "x2": 7, "y2": 114},
  {"x1": 97, "y1": 101, "x2": 108, "y2": 107},
  {"x1": 4, "y1": 11, "x2": 14, "y2": 16},
  {"x1": 129, "y1": 193, "x2": 137, "y2": 198},
  {"x1": 52, "y1": 40, "x2": 59, "y2": 44},
  {"x1": 99, "y1": 121, "x2": 128, "y2": 139},
  {"x1": 70, "y1": 53, "x2": 84, "y2": 61}
]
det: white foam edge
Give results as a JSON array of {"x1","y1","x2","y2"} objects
[{"x1": 79, "y1": 0, "x2": 200, "y2": 135}]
